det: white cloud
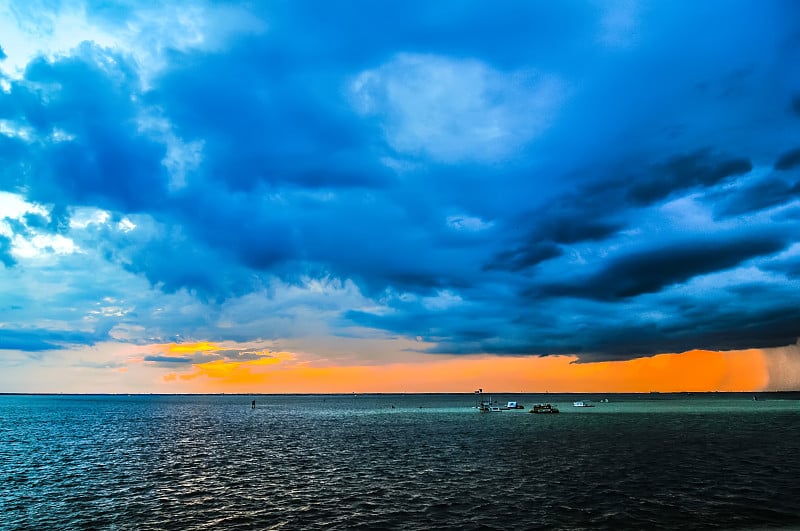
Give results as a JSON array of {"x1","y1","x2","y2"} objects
[
  {"x1": 118, "y1": 218, "x2": 136, "y2": 232},
  {"x1": 69, "y1": 207, "x2": 111, "y2": 229},
  {"x1": 422, "y1": 290, "x2": 463, "y2": 311},
  {"x1": 12, "y1": 233, "x2": 78, "y2": 258},
  {"x1": 657, "y1": 194, "x2": 716, "y2": 232},
  {"x1": 162, "y1": 137, "x2": 205, "y2": 191},
  {"x1": 0, "y1": 1, "x2": 116, "y2": 78},
  {"x1": 0, "y1": 120, "x2": 77, "y2": 145},
  {"x1": 50, "y1": 128, "x2": 76, "y2": 143},
  {"x1": 0, "y1": 0, "x2": 265, "y2": 87},
  {"x1": 446, "y1": 214, "x2": 493, "y2": 232},
  {"x1": 351, "y1": 53, "x2": 564, "y2": 163},
  {"x1": 0, "y1": 192, "x2": 82, "y2": 259},
  {"x1": 0, "y1": 191, "x2": 50, "y2": 222},
  {"x1": 137, "y1": 113, "x2": 205, "y2": 191},
  {"x1": 0, "y1": 119, "x2": 35, "y2": 142},
  {"x1": 0, "y1": 194, "x2": 142, "y2": 261}
]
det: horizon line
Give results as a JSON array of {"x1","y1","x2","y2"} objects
[{"x1": 2, "y1": 391, "x2": 796, "y2": 397}]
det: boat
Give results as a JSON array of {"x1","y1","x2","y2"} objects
[
  {"x1": 530, "y1": 403, "x2": 559, "y2": 414},
  {"x1": 474, "y1": 389, "x2": 515, "y2": 412},
  {"x1": 573, "y1": 400, "x2": 594, "y2": 407},
  {"x1": 477, "y1": 394, "x2": 501, "y2": 413},
  {"x1": 474, "y1": 388, "x2": 526, "y2": 412},
  {"x1": 478, "y1": 401, "x2": 503, "y2": 413}
]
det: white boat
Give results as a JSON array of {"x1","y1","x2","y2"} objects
[
  {"x1": 573, "y1": 400, "x2": 594, "y2": 407},
  {"x1": 474, "y1": 390, "x2": 506, "y2": 412},
  {"x1": 478, "y1": 400, "x2": 503, "y2": 413}
]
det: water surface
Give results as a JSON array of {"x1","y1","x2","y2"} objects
[{"x1": 2, "y1": 393, "x2": 799, "y2": 530}]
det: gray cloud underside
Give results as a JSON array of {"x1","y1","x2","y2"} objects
[
  {"x1": 775, "y1": 147, "x2": 800, "y2": 171},
  {"x1": 142, "y1": 348, "x2": 275, "y2": 368},
  {"x1": 530, "y1": 231, "x2": 789, "y2": 301}
]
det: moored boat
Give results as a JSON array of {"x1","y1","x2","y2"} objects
[
  {"x1": 530, "y1": 403, "x2": 559, "y2": 414},
  {"x1": 478, "y1": 401, "x2": 503, "y2": 412}
]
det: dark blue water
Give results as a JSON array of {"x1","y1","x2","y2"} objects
[{"x1": 2, "y1": 393, "x2": 799, "y2": 530}]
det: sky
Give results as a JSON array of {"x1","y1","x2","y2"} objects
[{"x1": 1, "y1": 0, "x2": 800, "y2": 394}]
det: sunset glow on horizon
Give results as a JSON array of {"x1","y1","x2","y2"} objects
[{"x1": 71, "y1": 340, "x2": 789, "y2": 395}]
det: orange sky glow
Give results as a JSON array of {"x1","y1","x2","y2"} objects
[{"x1": 153, "y1": 344, "x2": 776, "y2": 394}]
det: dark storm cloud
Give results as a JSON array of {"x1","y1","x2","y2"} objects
[
  {"x1": 485, "y1": 204, "x2": 624, "y2": 272},
  {"x1": 659, "y1": 300, "x2": 800, "y2": 357},
  {"x1": 762, "y1": 254, "x2": 800, "y2": 279},
  {"x1": 627, "y1": 150, "x2": 752, "y2": 206},
  {"x1": 353, "y1": 284, "x2": 800, "y2": 361},
  {"x1": 416, "y1": 284, "x2": 800, "y2": 361},
  {"x1": 539, "y1": 217, "x2": 623, "y2": 245},
  {"x1": 565, "y1": 302, "x2": 800, "y2": 361},
  {"x1": 713, "y1": 176, "x2": 800, "y2": 217},
  {"x1": 485, "y1": 242, "x2": 563, "y2": 272},
  {"x1": 774, "y1": 146, "x2": 800, "y2": 171},
  {"x1": 532, "y1": 232, "x2": 788, "y2": 301},
  {"x1": 486, "y1": 148, "x2": 759, "y2": 277}
]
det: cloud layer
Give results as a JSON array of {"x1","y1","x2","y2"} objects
[{"x1": 1, "y1": 0, "x2": 799, "y2": 373}]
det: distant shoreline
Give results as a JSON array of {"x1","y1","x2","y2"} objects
[{"x1": 1, "y1": 391, "x2": 798, "y2": 397}]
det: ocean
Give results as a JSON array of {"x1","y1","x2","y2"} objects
[{"x1": 2, "y1": 393, "x2": 799, "y2": 530}]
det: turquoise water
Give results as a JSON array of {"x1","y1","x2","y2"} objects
[{"x1": 2, "y1": 393, "x2": 799, "y2": 530}]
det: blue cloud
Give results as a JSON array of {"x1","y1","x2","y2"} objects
[
  {"x1": 626, "y1": 150, "x2": 752, "y2": 206},
  {"x1": 775, "y1": 147, "x2": 800, "y2": 171},
  {"x1": 0, "y1": 235, "x2": 15, "y2": 268},
  {"x1": 531, "y1": 231, "x2": 789, "y2": 301},
  {"x1": 1, "y1": 51, "x2": 166, "y2": 213},
  {"x1": 0, "y1": 328, "x2": 98, "y2": 352},
  {"x1": 1, "y1": 0, "x2": 799, "y2": 363},
  {"x1": 713, "y1": 176, "x2": 800, "y2": 217}
]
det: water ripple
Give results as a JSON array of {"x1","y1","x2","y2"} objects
[{"x1": 1, "y1": 394, "x2": 799, "y2": 530}]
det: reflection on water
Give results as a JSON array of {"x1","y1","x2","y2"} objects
[{"x1": 1, "y1": 393, "x2": 799, "y2": 530}]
